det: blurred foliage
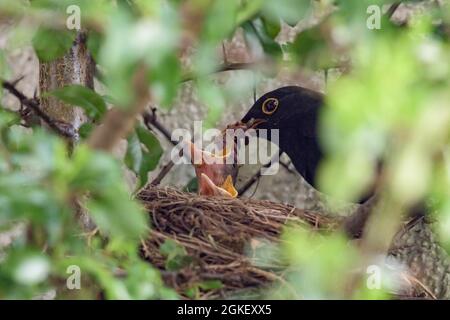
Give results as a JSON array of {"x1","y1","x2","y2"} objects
[
  {"x1": 46, "y1": 85, "x2": 107, "y2": 121},
  {"x1": 125, "y1": 125, "x2": 164, "y2": 189},
  {"x1": 0, "y1": 0, "x2": 449, "y2": 300},
  {"x1": 0, "y1": 114, "x2": 174, "y2": 299},
  {"x1": 32, "y1": 27, "x2": 76, "y2": 62},
  {"x1": 160, "y1": 239, "x2": 194, "y2": 271}
]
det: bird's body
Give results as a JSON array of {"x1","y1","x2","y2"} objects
[{"x1": 239, "y1": 85, "x2": 379, "y2": 205}]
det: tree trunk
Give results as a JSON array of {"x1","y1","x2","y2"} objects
[
  {"x1": 38, "y1": 31, "x2": 95, "y2": 230},
  {"x1": 38, "y1": 31, "x2": 94, "y2": 140}
]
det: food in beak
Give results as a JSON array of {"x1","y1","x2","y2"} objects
[
  {"x1": 223, "y1": 118, "x2": 266, "y2": 132},
  {"x1": 223, "y1": 119, "x2": 266, "y2": 145}
]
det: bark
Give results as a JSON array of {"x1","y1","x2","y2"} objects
[{"x1": 38, "y1": 31, "x2": 94, "y2": 140}]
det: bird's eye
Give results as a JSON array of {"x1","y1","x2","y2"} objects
[{"x1": 262, "y1": 98, "x2": 279, "y2": 115}]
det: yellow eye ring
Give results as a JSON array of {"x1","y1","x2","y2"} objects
[{"x1": 262, "y1": 98, "x2": 279, "y2": 115}]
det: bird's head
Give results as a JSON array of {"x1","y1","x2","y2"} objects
[
  {"x1": 228, "y1": 86, "x2": 324, "y2": 189},
  {"x1": 240, "y1": 86, "x2": 323, "y2": 133},
  {"x1": 185, "y1": 141, "x2": 238, "y2": 198}
]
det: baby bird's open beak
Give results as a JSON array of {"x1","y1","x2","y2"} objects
[
  {"x1": 198, "y1": 174, "x2": 238, "y2": 197},
  {"x1": 185, "y1": 141, "x2": 238, "y2": 198}
]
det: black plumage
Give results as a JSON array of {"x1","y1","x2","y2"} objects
[
  {"x1": 239, "y1": 85, "x2": 427, "y2": 221},
  {"x1": 241, "y1": 86, "x2": 324, "y2": 190}
]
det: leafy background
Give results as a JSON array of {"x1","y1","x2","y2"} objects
[{"x1": 0, "y1": 0, "x2": 449, "y2": 299}]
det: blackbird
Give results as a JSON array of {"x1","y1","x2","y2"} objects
[
  {"x1": 233, "y1": 86, "x2": 448, "y2": 297},
  {"x1": 237, "y1": 85, "x2": 381, "y2": 206},
  {"x1": 240, "y1": 86, "x2": 325, "y2": 192},
  {"x1": 237, "y1": 86, "x2": 424, "y2": 228}
]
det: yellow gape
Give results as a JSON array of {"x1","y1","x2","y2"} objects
[
  {"x1": 186, "y1": 141, "x2": 238, "y2": 198},
  {"x1": 220, "y1": 175, "x2": 238, "y2": 198},
  {"x1": 199, "y1": 174, "x2": 238, "y2": 198}
]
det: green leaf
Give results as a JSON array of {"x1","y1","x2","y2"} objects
[
  {"x1": 86, "y1": 31, "x2": 102, "y2": 62},
  {"x1": 46, "y1": 85, "x2": 107, "y2": 121},
  {"x1": 138, "y1": 156, "x2": 157, "y2": 189},
  {"x1": 160, "y1": 239, "x2": 185, "y2": 257},
  {"x1": 183, "y1": 177, "x2": 198, "y2": 193},
  {"x1": 185, "y1": 280, "x2": 223, "y2": 299},
  {"x1": 32, "y1": 27, "x2": 76, "y2": 62},
  {"x1": 125, "y1": 131, "x2": 143, "y2": 173},
  {"x1": 236, "y1": 0, "x2": 265, "y2": 25},
  {"x1": 124, "y1": 127, "x2": 163, "y2": 189},
  {"x1": 3, "y1": 249, "x2": 50, "y2": 287},
  {"x1": 69, "y1": 147, "x2": 148, "y2": 240},
  {"x1": 136, "y1": 127, "x2": 163, "y2": 173},
  {"x1": 86, "y1": 190, "x2": 148, "y2": 241},
  {"x1": 0, "y1": 109, "x2": 20, "y2": 132},
  {"x1": 160, "y1": 239, "x2": 193, "y2": 271},
  {"x1": 0, "y1": 49, "x2": 9, "y2": 81},
  {"x1": 198, "y1": 280, "x2": 223, "y2": 290},
  {"x1": 202, "y1": 0, "x2": 239, "y2": 42},
  {"x1": 61, "y1": 255, "x2": 131, "y2": 299},
  {"x1": 78, "y1": 123, "x2": 94, "y2": 140},
  {"x1": 196, "y1": 80, "x2": 226, "y2": 128},
  {"x1": 30, "y1": 0, "x2": 66, "y2": 10},
  {"x1": 242, "y1": 19, "x2": 283, "y2": 57},
  {"x1": 149, "y1": 53, "x2": 181, "y2": 108},
  {"x1": 261, "y1": 16, "x2": 281, "y2": 39},
  {"x1": 166, "y1": 255, "x2": 194, "y2": 271},
  {"x1": 185, "y1": 286, "x2": 199, "y2": 299},
  {"x1": 262, "y1": 0, "x2": 311, "y2": 26},
  {"x1": 287, "y1": 25, "x2": 335, "y2": 69}
]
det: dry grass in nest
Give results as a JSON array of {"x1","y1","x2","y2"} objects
[{"x1": 137, "y1": 185, "x2": 342, "y2": 298}]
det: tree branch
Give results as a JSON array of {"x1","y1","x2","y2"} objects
[
  {"x1": 142, "y1": 109, "x2": 179, "y2": 186},
  {"x1": 387, "y1": 2, "x2": 401, "y2": 19},
  {"x1": 143, "y1": 109, "x2": 174, "y2": 144},
  {"x1": 238, "y1": 151, "x2": 283, "y2": 195},
  {"x1": 181, "y1": 62, "x2": 258, "y2": 83},
  {"x1": 1, "y1": 80, "x2": 75, "y2": 138},
  {"x1": 150, "y1": 160, "x2": 175, "y2": 186}
]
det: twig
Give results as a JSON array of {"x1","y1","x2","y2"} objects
[
  {"x1": 143, "y1": 109, "x2": 173, "y2": 143},
  {"x1": 238, "y1": 151, "x2": 283, "y2": 195},
  {"x1": 150, "y1": 160, "x2": 175, "y2": 186},
  {"x1": 1, "y1": 80, "x2": 74, "y2": 138},
  {"x1": 341, "y1": 195, "x2": 379, "y2": 238},
  {"x1": 238, "y1": 167, "x2": 264, "y2": 196},
  {"x1": 387, "y1": 2, "x2": 401, "y2": 19},
  {"x1": 401, "y1": 272, "x2": 437, "y2": 300},
  {"x1": 181, "y1": 62, "x2": 257, "y2": 83},
  {"x1": 143, "y1": 109, "x2": 180, "y2": 186},
  {"x1": 222, "y1": 42, "x2": 228, "y2": 65}
]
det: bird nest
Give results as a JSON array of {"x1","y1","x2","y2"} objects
[{"x1": 137, "y1": 185, "x2": 341, "y2": 299}]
